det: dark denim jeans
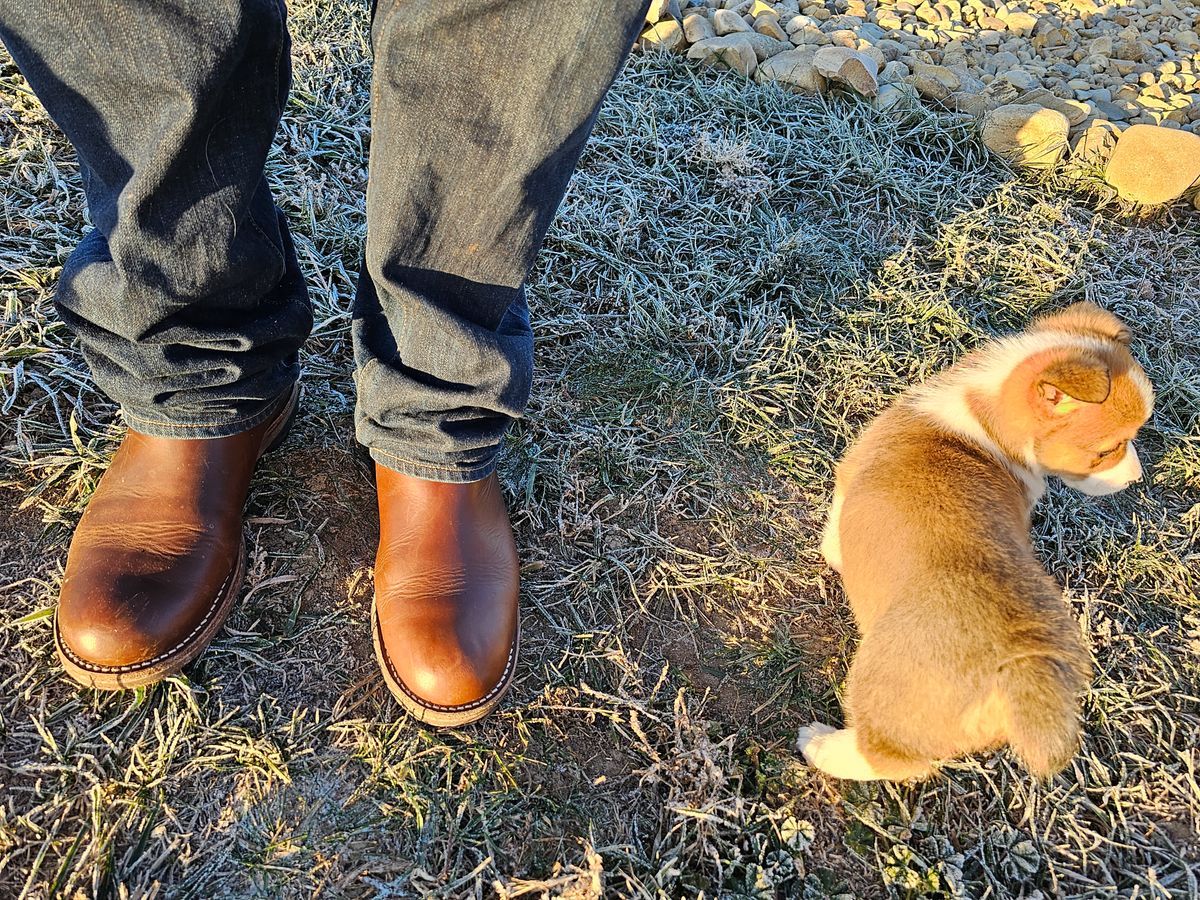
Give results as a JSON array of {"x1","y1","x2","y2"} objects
[{"x1": 0, "y1": 0, "x2": 648, "y2": 481}]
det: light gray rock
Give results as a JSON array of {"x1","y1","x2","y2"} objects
[
  {"x1": 912, "y1": 62, "x2": 961, "y2": 101},
  {"x1": 784, "y1": 13, "x2": 818, "y2": 32},
  {"x1": 875, "y1": 81, "x2": 921, "y2": 110},
  {"x1": 1091, "y1": 99, "x2": 1133, "y2": 121},
  {"x1": 742, "y1": 32, "x2": 794, "y2": 59},
  {"x1": 714, "y1": 8, "x2": 754, "y2": 33},
  {"x1": 812, "y1": 45, "x2": 880, "y2": 96},
  {"x1": 1001, "y1": 10, "x2": 1039, "y2": 35},
  {"x1": 790, "y1": 23, "x2": 829, "y2": 44},
  {"x1": 982, "y1": 103, "x2": 1070, "y2": 167},
  {"x1": 1070, "y1": 118, "x2": 1122, "y2": 167},
  {"x1": 755, "y1": 48, "x2": 829, "y2": 93},
  {"x1": 880, "y1": 59, "x2": 911, "y2": 83},
  {"x1": 754, "y1": 12, "x2": 790, "y2": 40},
  {"x1": 687, "y1": 34, "x2": 758, "y2": 75},
  {"x1": 683, "y1": 11, "x2": 717, "y2": 41},
  {"x1": 646, "y1": 0, "x2": 674, "y2": 24},
  {"x1": 640, "y1": 19, "x2": 686, "y2": 51},
  {"x1": 1017, "y1": 87, "x2": 1091, "y2": 126},
  {"x1": 999, "y1": 69, "x2": 1039, "y2": 92}
]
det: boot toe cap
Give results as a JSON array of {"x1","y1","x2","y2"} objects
[{"x1": 377, "y1": 611, "x2": 517, "y2": 712}]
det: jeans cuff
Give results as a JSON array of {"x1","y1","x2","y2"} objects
[
  {"x1": 121, "y1": 386, "x2": 295, "y2": 440},
  {"x1": 368, "y1": 446, "x2": 498, "y2": 484}
]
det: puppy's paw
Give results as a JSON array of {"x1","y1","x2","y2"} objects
[
  {"x1": 797, "y1": 721, "x2": 838, "y2": 765},
  {"x1": 797, "y1": 723, "x2": 889, "y2": 780},
  {"x1": 819, "y1": 523, "x2": 843, "y2": 573}
]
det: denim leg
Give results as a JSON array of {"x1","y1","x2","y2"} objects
[
  {"x1": 0, "y1": 1, "x2": 312, "y2": 438},
  {"x1": 355, "y1": 0, "x2": 649, "y2": 482}
]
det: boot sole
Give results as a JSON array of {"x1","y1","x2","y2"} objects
[
  {"x1": 371, "y1": 595, "x2": 520, "y2": 728},
  {"x1": 54, "y1": 382, "x2": 301, "y2": 691}
]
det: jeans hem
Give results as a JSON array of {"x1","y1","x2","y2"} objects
[
  {"x1": 121, "y1": 385, "x2": 296, "y2": 440},
  {"x1": 368, "y1": 446, "x2": 497, "y2": 484}
]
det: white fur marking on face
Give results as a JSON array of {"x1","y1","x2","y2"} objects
[
  {"x1": 797, "y1": 723, "x2": 886, "y2": 780},
  {"x1": 821, "y1": 491, "x2": 844, "y2": 572},
  {"x1": 909, "y1": 330, "x2": 1142, "y2": 504},
  {"x1": 1130, "y1": 367, "x2": 1156, "y2": 414},
  {"x1": 1061, "y1": 443, "x2": 1143, "y2": 496}
]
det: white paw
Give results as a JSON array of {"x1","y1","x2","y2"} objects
[
  {"x1": 819, "y1": 527, "x2": 843, "y2": 572},
  {"x1": 797, "y1": 721, "x2": 838, "y2": 765},
  {"x1": 820, "y1": 495, "x2": 844, "y2": 572}
]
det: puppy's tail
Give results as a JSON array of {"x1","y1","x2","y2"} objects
[{"x1": 1001, "y1": 653, "x2": 1091, "y2": 778}]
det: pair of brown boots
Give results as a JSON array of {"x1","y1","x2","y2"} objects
[{"x1": 53, "y1": 386, "x2": 518, "y2": 727}]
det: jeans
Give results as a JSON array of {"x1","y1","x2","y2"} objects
[{"x1": 0, "y1": 0, "x2": 648, "y2": 481}]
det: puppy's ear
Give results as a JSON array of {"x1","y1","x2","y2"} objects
[
  {"x1": 1032, "y1": 302, "x2": 1132, "y2": 346},
  {"x1": 1036, "y1": 353, "x2": 1112, "y2": 415}
]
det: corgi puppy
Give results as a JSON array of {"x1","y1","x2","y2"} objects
[{"x1": 799, "y1": 303, "x2": 1154, "y2": 781}]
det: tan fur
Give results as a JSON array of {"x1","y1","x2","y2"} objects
[{"x1": 801, "y1": 303, "x2": 1153, "y2": 781}]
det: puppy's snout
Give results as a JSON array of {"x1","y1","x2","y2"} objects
[
  {"x1": 1063, "y1": 443, "x2": 1144, "y2": 496},
  {"x1": 1126, "y1": 443, "x2": 1143, "y2": 483}
]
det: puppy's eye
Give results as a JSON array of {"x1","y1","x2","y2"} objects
[{"x1": 1096, "y1": 442, "x2": 1125, "y2": 460}]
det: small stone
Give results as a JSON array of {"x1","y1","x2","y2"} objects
[
  {"x1": 1092, "y1": 99, "x2": 1133, "y2": 121},
  {"x1": 954, "y1": 77, "x2": 1008, "y2": 116},
  {"x1": 687, "y1": 34, "x2": 758, "y2": 75},
  {"x1": 683, "y1": 12, "x2": 717, "y2": 41},
  {"x1": 981, "y1": 103, "x2": 1071, "y2": 167},
  {"x1": 912, "y1": 62, "x2": 960, "y2": 101},
  {"x1": 875, "y1": 39, "x2": 906, "y2": 60},
  {"x1": 1002, "y1": 11, "x2": 1039, "y2": 35},
  {"x1": 999, "y1": 68, "x2": 1039, "y2": 92},
  {"x1": 646, "y1": 0, "x2": 674, "y2": 23},
  {"x1": 756, "y1": 47, "x2": 829, "y2": 92},
  {"x1": 714, "y1": 8, "x2": 754, "y2": 32},
  {"x1": 791, "y1": 23, "x2": 829, "y2": 43},
  {"x1": 640, "y1": 19, "x2": 686, "y2": 50},
  {"x1": 857, "y1": 23, "x2": 888, "y2": 41},
  {"x1": 754, "y1": 12, "x2": 789, "y2": 38},
  {"x1": 1071, "y1": 119, "x2": 1123, "y2": 167},
  {"x1": 742, "y1": 32, "x2": 794, "y2": 59},
  {"x1": 784, "y1": 12, "x2": 818, "y2": 31},
  {"x1": 875, "y1": 81, "x2": 921, "y2": 110},
  {"x1": 916, "y1": 3, "x2": 941, "y2": 23},
  {"x1": 828, "y1": 29, "x2": 859, "y2": 48},
  {"x1": 1105, "y1": 124, "x2": 1200, "y2": 203},
  {"x1": 812, "y1": 45, "x2": 880, "y2": 96},
  {"x1": 1017, "y1": 87, "x2": 1091, "y2": 126},
  {"x1": 861, "y1": 45, "x2": 887, "y2": 71},
  {"x1": 749, "y1": 0, "x2": 776, "y2": 16},
  {"x1": 1173, "y1": 31, "x2": 1200, "y2": 51},
  {"x1": 880, "y1": 59, "x2": 911, "y2": 83}
]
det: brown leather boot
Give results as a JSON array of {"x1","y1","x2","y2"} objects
[
  {"x1": 372, "y1": 465, "x2": 520, "y2": 727},
  {"x1": 54, "y1": 384, "x2": 300, "y2": 690}
]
